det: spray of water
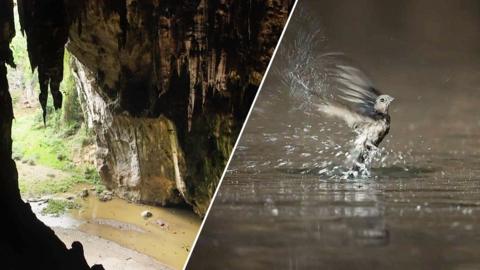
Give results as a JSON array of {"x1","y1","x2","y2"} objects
[{"x1": 237, "y1": 8, "x2": 413, "y2": 179}]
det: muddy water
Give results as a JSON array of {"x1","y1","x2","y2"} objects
[
  {"x1": 33, "y1": 194, "x2": 200, "y2": 270},
  {"x1": 187, "y1": 1, "x2": 480, "y2": 269},
  {"x1": 73, "y1": 197, "x2": 200, "y2": 269}
]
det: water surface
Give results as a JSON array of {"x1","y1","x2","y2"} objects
[{"x1": 187, "y1": 1, "x2": 480, "y2": 269}]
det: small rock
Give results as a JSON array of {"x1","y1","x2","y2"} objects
[
  {"x1": 98, "y1": 191, "x2": 113, "y2": 202},
  {"x1": 153, "y1": 219, "x2": 169, "y2": 229},
  {"x1": 46, "y1": 173, "x2": 55, "y2": 178},
  {"x1": 99, "y1": 194, "x2": 112, "y2": 202},
  {"x1": 141, "y1": 210, "x2": 153, "y2": 219},
  {"x1": 27, "y1": 197, "x2": 48, "y2": 203},
  {"x1": 98, "y1": 196, "x2": 110, "y2": 202},
  {"x1": 79, "y1": 188, "x2": 89, "y2": 198}
]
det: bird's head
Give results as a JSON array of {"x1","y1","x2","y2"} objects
[{"x1": 374, "y1": 94, "x2": 395, "y2": 114}]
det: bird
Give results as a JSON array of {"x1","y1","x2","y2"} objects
[
  {"x1": 277, "y1": 12, "x2": 394, "y2": 177},
  {"x1": 316, "y1": 56, "x2": 394, "y2": 176},
  {"x1": 282, "y1": 52, "x2": 394, "y2": 177}
]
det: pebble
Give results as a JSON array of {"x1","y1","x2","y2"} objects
[
  {"x1": 79, "y1": 188, "x2": 89, "y2": 198},
  {"x1": 98, "y1": 191, "x2": 113, "y2": 202},
  {"x1": 141, "y1": 210, "x2": 153, "y2": 219}
]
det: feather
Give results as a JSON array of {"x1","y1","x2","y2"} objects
[
  {"x1": 276, "y1": 12, "x2": 382, "y2": 127},
  {"x1": 320, "y1": 55, "x2": 382, "y2": 122},
  {"x1": 316, "y1": 102, "x2": 374, "y2": 128}
]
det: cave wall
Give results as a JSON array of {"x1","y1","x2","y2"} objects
[
  {"x1": 73, "y1": 59, "x2": 187, "y2": 206},
  {"x1": 15, "y1": 0, "x2": 293, "y2": 216},
  {"x1": 0, "y1": 0, "x2": 99, "y2": 268},
  {"x1": 67, "y1": 0, "x2": 293, "y2": 215}
]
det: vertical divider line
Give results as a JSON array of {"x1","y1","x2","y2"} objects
[{"x1": 182, "y1": 1, "x2": 300, "y2": 268}]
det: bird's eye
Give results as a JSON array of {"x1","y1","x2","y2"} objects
[{"x1": 380, "y1": 98, "x2": 385, "y2": 102}]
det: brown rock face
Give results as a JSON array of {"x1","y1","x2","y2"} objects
[
  {"x1": 68, "y1": 0, "x2": 293, "y2": 215},
  {"x1": 15, "y1": 0, "x2": 293, "y2": 215},
  {"x1": 74, "y1": 59, "x2": 186, "y2": 206}
]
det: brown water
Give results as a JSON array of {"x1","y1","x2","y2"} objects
[
  {"x1": 187, "y1": 1, "x2": 480, "y2": 269},
  {"x1": 72, "y1": 197, "x2": 200, "y2": 269},
  {"x1": 32, "y1": 194, "x2": 200, "y2": 270}
]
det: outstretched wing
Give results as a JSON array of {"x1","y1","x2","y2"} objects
[
  {"x1": 310, "y1": 53, "x2": 382, "y2": 127},
  {"x1": 275, "y1": 10, "x2": 381, "y2": 127}
]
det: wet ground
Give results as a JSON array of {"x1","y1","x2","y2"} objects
[
  {"x1": 187, "y1": 0, "x2": 480, "y2": 269},
  {"x1": 32, "y1": 194, "x2": 200, "y2": 270}
]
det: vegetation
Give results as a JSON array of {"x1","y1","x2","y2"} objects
[
  {"x1": 42, "y1": 199, "x2": 80, "y2": 216},
  {"x1": 19, "y1": 169, "x2": 103, "y2": 197},
  {"x1": 8, "y1": 5, "x2": 104, "y2": 202},
  {"x1": 12, "y1": 106, "x2": 105, "y2": 198}
]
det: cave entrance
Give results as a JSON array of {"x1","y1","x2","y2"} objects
[{"x1": 8, "y1": 5, "x2": 200, "y2": 270}]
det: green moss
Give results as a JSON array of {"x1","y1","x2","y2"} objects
[
  {"x1": 184, "y1": 114, "x2": 237, "y2": 215},
  {"x1": 62, "y1": 52, "x2": 84, "y2": 125},
  {"x1": 95, "y1": 184, "x2": 106, "y2": 194},
  {"x1": 42, "y1": 199, "x2": 80, "y2": 216}
]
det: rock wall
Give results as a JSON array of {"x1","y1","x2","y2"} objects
[
  {"x1": 73, "y1": 59, "x2": 187, "y2": 206},
  {"x1": 68, "y1": 0, "x2": 294, "y2": 215},
  {"x1": 14, "y1": 0, "x2": 294, "y2": 216},
  {"x1": 0, "y1": 0, "x2": 99, "y2": 268}
]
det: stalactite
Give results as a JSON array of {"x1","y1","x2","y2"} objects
[
  {"x1": 104, "y1": 0, "x2": 128, "y2": 48},
  {"x1": 0, "y1": 0, "x2": 15, "y2": 163},
  {"x1": 0, "y1": 1, "x2": 101, "y2": 267},
  {"x1": 64, "y1": 0, "x2": 294, "y2": 215},
  {"x1": 18, "y1": 0, "x2": 69, "y2": 124}
]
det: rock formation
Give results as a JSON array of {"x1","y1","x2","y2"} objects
[
  {"x1": 67, "y1": 0, "x2": 294, "y2": 215},
  {"x1": 11, "y1": 0, "x2": 291, "y2": 216},
  {"x1": 1, "y1": 0, "x2": 101, "y2": 268}
]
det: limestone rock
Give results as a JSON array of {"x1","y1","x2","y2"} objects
[{"x1": 68, "y1": 0, "x2": 293, "y2": 216}]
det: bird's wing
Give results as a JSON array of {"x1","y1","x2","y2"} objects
[
  {"x1": 308, "y1": 53, "x2": 381, "y2": 127},
  {"x1": 315, "y1": 102, "x2": 373, "y2": 128}
]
